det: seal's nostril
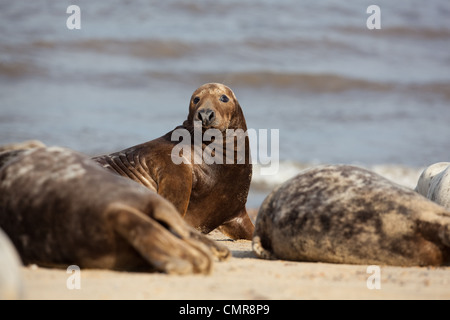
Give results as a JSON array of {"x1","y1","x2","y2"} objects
[
  {"x1": 196, "y1": 109, "x2": 215, "y2": 126},
  {"x1": 208, "y1": 110, "x2": 215, "y2": 122},
  {"x1": 196, "y1": 110, "x2": 202, "y2": 121},
  {"x1": 196, "y1": 110, "x2": 205, "y2": 123}
]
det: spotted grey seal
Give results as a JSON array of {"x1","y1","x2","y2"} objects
[
  {"x1": 0, "y1": 147, "x2": 229, "y2": 274},
  {"x1": 253, "y1": 165, "x2": 450, "y2": 266},
  {"x1": 0, "y1": 140, "x2": 45, "y2": 153},
  {"x1": 93, "y1": 83, "x2": 254, "y2": 240}
]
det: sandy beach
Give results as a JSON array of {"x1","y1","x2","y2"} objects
[{"x1": 19, "y1": 229, "x2": 450, "y2": 300}]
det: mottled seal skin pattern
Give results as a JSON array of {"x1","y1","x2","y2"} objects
[
  {"x1": 0, "y1": 147, "x2": 229, "y2": 274},
  {"x1": 93, "y1": 83, "x2": 254, "y2": 240},
  {"x1": 0, "y1": 140, "x2": 45, "y2": 153},
  {"x1": 0, "y1": 228, "x2": 23, "y2": 300},
  {"x1": 253, "y1": 165, "x2": 450, "y2": 266},
  {"x1": 0, "y1": 140, "x2": 46, "y2": 170},
  {"x1": 415, "y1": 162, "x2": 450, "y2": 210}
]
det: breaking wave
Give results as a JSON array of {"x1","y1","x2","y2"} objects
[{"x1": 251, "y1": 161, "x2": 425, "y2": 192}]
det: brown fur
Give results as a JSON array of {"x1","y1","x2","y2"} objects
[
  {"x1": 0, "y1": 147, "x2": 229, "y2": 274},
  {"x1": 253, "y1": 165, "x2": 450, "y2": 266},
  {"x1": 93, "y1": 83, "x2": 254, "y2": 240}
]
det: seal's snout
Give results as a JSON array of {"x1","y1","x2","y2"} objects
[{"x1": 196, "y1": 108, "x2": 215, "y2": 126}]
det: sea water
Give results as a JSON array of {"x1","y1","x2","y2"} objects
[{"x1": 1, "y1": 1, "x2": 449, "y2": 207}]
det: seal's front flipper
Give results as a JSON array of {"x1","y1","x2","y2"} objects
[
  {"x1": 107, "y1": 204, "x2": 213, "y2": 274},
  {"x1": 148, "y1": 200, "x2": 230, "y2": 262},
  {"x1": 217, "y1": 209, "x2": 255, "y2": 240},
  {"x1": 416, "y1": 211, "x2": 450, "y2": 263}
]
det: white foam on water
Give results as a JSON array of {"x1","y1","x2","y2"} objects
[
  {"x1": 251, "y1": 161, "x2": 425, "y2": 193},
  {"x1": 248, "y1": 161, "x2": 425, "y2": 208}
]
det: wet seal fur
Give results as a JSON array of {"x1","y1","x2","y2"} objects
[
  {"x1": 253, "y1": 165, "x2": 450, "y2": 266},
  {"x1": 93, "y1": 83, "x2": 254, "y2": 240},
  {"x1": 0, "y1": 147, "x2": 229, "y2": 274},
  {"x1": 415, "y1": 162, "x2": 450, "y2": 210}
]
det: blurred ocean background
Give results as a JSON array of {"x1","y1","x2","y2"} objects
[{"x1": 1, "y1": 0, "x2": 449, "y2": 208}]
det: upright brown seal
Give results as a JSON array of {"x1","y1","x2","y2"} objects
[
  {"x1": 0, "y1": 147, "x2": 229, "y2": 274},
  {"x1": 253, "y1": 165, "x2": 450, "y2": 266},
  {"x1": 93, "y1": 83, "x2": 254, "y2": 240}
]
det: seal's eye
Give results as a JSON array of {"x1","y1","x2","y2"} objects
[
  {"x1": 193, "y1": 97, "x2": 200, "y2": 104},
  {"x1": 219, "y1": 95, "x2": 229, "y2": 103}
]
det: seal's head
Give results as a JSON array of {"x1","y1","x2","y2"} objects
[{"x1": 184, "y1": 83, "x2": 247, "y2": 132}]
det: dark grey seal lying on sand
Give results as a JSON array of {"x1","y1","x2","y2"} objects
[
  {"x1": 0, "y1": 147, "x2": 229, "y2": 274},
  {"x1": 253, "y1": 165, "x2": 450, "y2": 266}
]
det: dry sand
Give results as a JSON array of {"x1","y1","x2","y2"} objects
[{"x1": 20, "y1": 230, "x2": 450, "y2": 300}]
